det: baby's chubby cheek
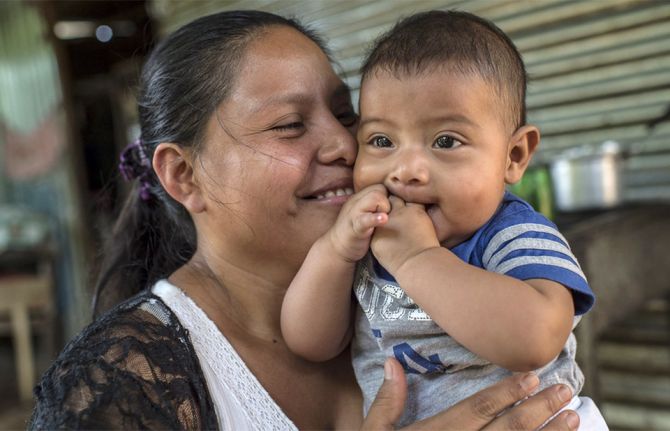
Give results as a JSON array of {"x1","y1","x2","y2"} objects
[
  {"x1": 352, "y1": 162, "x2": 376, "y2": 192},
  {"x1": 354, "y1": 151, "x2": 392, "y2": 191}
]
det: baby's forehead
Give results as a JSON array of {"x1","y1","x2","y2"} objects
[
  {"x1": 366, "y1": 60, "x2": 496, "y2": 87},
  {"x1": 359, "y1": 65, "x2": 514, "y2": 129},
  {"x1": 361, "y1": 65, "x2": 504, "y2": 103}
]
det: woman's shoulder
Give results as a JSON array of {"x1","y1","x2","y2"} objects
[
  {"x1": 29, "y1": 291, "x2": 218, "y2": 430},
  {"x1": 44, "y1": 291, "x2": 186, "y2": 372}
]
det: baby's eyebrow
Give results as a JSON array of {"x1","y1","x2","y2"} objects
[
  {"x1": 358, "y1": 113, "x2": 477, "y2": 130},
  {"x1": 422, "y1": 113, "x2": 477, "y2": 128},
  {"x1": 358, "y1": 116, "x2": 393, "y2": 128}
]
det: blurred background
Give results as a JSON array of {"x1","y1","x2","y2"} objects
[{"x1": 0, "y1": 0, "x2": 669, "y2": 429}]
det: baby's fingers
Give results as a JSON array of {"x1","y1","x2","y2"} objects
[
  {"x1": 353, "y1": 212, "x2": 388, "y2": 236},
  {"x1": 404, "y1": 201, "x2": 426, "y2": 210},
  {"x1": 388, "y1": 194, "x2": 405, "y2": 211}
]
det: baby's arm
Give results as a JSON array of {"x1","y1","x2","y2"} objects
[
  {"x1": 281, "y1": 185, "x2": 390, "y2": 362},
  {"x1": 373, "y1": 196, "x2": 574, "y2": 372},
  {"x1": 397, "y1": 254, "x2": 573, "y2": 371}
]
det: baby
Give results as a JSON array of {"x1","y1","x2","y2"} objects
[{"x1": 281, "y1": 10, "x2": 607, "y2": 429}]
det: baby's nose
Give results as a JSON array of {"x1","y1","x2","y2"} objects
[{"x1": 389, "y1": 152, "x2": 430, "y2": 186}]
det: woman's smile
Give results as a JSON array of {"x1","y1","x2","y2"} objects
[{"x1": 303, "y1": 183, "x2": 354, "y2": 204}]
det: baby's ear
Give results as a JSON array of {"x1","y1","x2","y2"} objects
[
  {"x1": 153, "y1": 143, "x2": 206, "y2": 213},
  {"x1": 505, "y1": 125, "x2": 540, "y2": 185}
]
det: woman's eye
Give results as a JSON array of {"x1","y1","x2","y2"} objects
[
  {"x1": 337, "y1": 111, "x2": 358, "y2": 127},
  {"x1": 369, "y1": 136, "x2": 393, "y2": 148},
  {"x1": 273, "y1": 122, "x2": 304, "y2": 132},
  {"x1": 433, "y1": 135, "x2": 462, "y2": 149}
]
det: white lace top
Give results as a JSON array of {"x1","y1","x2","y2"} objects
[{"x1": 153, "y1": 280, "x2": 297, "y2": 431}]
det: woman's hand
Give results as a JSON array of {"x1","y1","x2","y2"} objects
[{"x1": 362, "y1": 358, "x2": 579, "y2": 430}]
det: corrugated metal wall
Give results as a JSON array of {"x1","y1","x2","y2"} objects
[{"x1": 150, "y1": 0, "x2": 670, "y2": 203}]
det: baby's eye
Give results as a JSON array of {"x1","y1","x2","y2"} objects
[
  {"x1": 369, "y1": 136, "x2": 393, "y2": 148},
  {"x1": 433, "y1": 135, "x2": 462, "y2": 149}
]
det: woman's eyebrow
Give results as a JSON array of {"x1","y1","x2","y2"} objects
[
  {"x1": 251, "y1": 83, "x2": 352, "y2": 114},
  {"x1": 252, "y1": 93, "x2": 311, "y2": 113}
]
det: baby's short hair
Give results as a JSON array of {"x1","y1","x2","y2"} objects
[{"x1": 360, "y1": 10, "x2": 527, "y2": 132}]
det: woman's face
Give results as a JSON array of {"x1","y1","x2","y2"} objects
[{"x1": 195, "y1": 26, "x2": 358, "y2": 277}]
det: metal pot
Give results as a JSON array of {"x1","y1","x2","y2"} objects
[{"x1": 549, "y1": 141, "x2": 623, "y2": 212}]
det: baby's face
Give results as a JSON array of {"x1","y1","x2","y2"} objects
[{"x1": 355, "y1": 70, "x2": 513, "y2": 248}]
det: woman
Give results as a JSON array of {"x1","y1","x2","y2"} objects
[{"x1": 30, "y1": 10, "x2": 580, "y2": 430}]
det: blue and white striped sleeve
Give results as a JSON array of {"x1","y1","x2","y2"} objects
[{"x1": 481, "y1": 220, "x2": 594, "y2": 315}]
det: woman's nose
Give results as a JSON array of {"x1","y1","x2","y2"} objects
[
  {"x1": 317, "y1": 122, "x2": 357, "y2": 166},
  {"x1": 389, "y1": 151, "x2": 430, "y2": 186}
]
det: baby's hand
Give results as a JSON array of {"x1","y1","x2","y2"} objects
[
  {"x1": 371, "y1": 195, "x2": 440, "y2": 275},
  {"x1": 326, "y1": 184, "x2": 390, "y2": 263}
]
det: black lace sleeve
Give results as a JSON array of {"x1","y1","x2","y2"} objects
[{"x1": 29, "y1": 293, "x2": 218, "y2": 430}]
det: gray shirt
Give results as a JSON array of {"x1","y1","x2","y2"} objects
[{"x1": 351, "y1": 254, "x2": 584, "y2": 427}]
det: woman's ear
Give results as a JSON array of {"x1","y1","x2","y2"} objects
[
  {"x1": 153, "y1": 143, "x2": 206, "y2": 213},
  {"x1": 505, "y1": 125, "x2": 540, "y2": 185}
]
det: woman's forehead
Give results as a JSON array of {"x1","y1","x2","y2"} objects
[
  {"x1": 227, "y1": 29, "x2": 344, "y2": 113},
  {"x1": 251, "y1": 25, "x2": 324, "y2": 55}
]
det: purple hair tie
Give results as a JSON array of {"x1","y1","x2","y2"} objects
[{"x1": 119, "y1": 139, "x2": 153, "y2": 201}]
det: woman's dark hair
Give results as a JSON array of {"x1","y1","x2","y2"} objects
[
  {"x1": 93, "y1": 10, "x2": 329, "y2": 316},
  {"x1": 360, "y1": 10, "x2": 527, "y2": 132}
]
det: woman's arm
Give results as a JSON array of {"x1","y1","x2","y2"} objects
[{"x1": 362, "y1": 358, "x2": 579, "y2": 430}]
